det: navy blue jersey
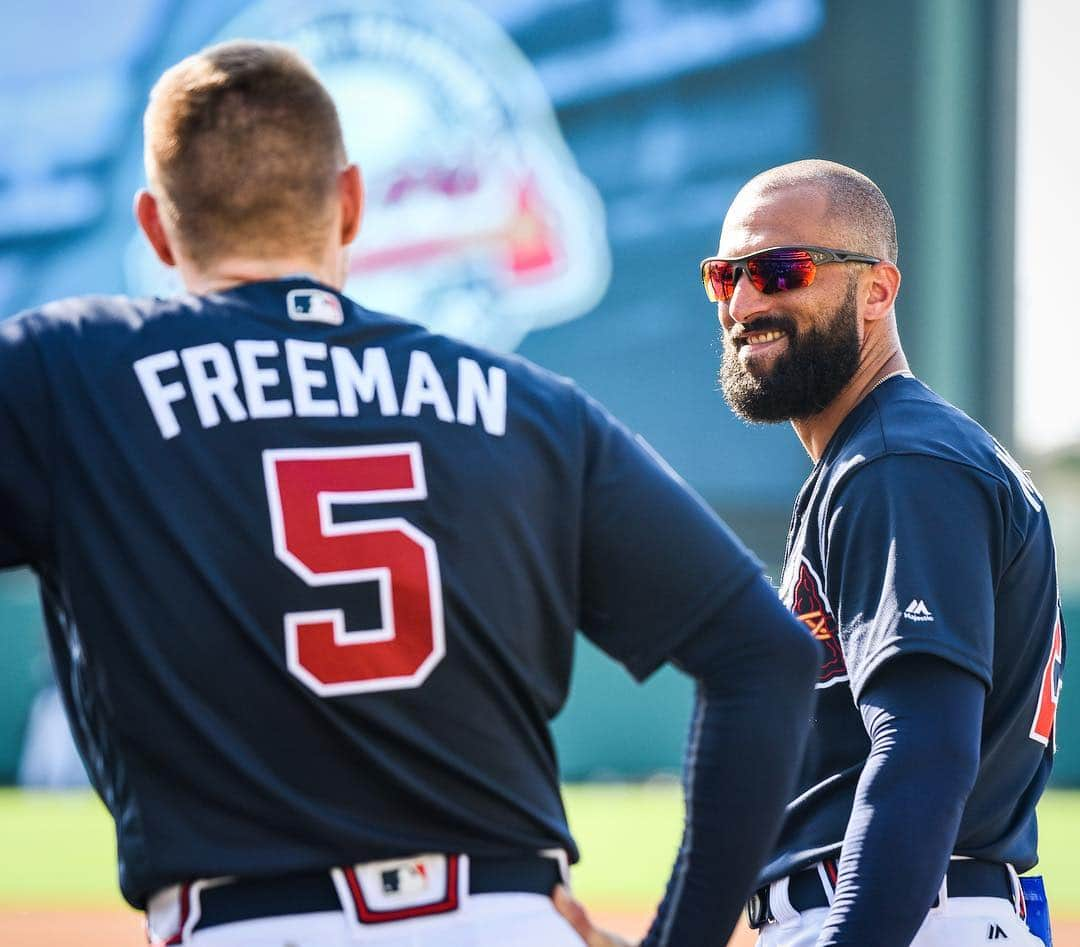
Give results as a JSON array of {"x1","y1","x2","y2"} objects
[
  {"x1": 0, "y1": 278, "x2": 764, "y2": 908},
  {"x1": 762, "y1": 375, "x2": 1065, "y2": 884}
]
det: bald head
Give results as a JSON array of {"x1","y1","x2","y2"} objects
[{"x1": 725, "y1": 160, "x2": 898, "y2": 264}]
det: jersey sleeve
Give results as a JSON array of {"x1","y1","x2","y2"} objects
[
  {"x1": 0, "y1": 315, "x2": 53, "y2": 568},
  {"x1": 576, "y1": 393, "x2": 764, "y2": 680},
  {"x1": 822, "y1": 453, "x2": 999, "y2": 701}
]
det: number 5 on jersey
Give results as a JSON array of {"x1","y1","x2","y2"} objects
[
  {"x1": 263, "y1": 444, "x2": 445, "y2": 696},
  {"x1": 1030, "y1": 611, "x2": 1064, "y2": 750}
]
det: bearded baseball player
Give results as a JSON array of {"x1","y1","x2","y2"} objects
[
  {"x1": 0, "y1": 43, "x2": 820, "y2": 947},
  {"x1": 712, "y1": 161, "x2": 1063, "y2": 946},
  {"x1": 559, "y1": 161, "x2": 1065, "y2": 947}
]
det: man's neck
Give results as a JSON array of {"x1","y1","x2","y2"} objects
[
  {"x1": 791, "y1": 346, "x2": 910, "y2": 463},
  {"x1": 180, "y1": 255, "x2": 345, "y2": 295}
]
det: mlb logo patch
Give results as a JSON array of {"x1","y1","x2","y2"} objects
[
  {"x1": 286, "y1": 288, "x2": 344, "y2": 325},
  {"x1": 339, "y1": 853, "x2": 459, "y2": 924},
  {"x1": 381, "y1": 862, "x2": 430, "y2": 896}
]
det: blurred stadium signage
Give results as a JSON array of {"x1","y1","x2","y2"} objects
[{"x1": 126, "y1": 0, "x2": 611, "y2": 352}]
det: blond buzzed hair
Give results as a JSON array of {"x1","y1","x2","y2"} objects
[
  {"x1": 745, "y1": 159, "x2": 899, "y2": 263},
  {"x1": 144, "y1": 41, "x2": 346, "y2": 267}
]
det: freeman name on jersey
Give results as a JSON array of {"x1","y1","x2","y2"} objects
[{"x1": 134, "y1": 340, "x2": 508, "y2": 440}]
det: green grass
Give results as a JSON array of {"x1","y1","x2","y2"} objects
[
  {"x1": 1033, "y1": 790, "x2": 1080, "y2": 912},
  {"x1": 565, "y1": 781, "x2": 682, "y2": 909},
  {"x1": 1, "y1": 785, "x2": 1078, "y2": 916},
  {"x1": 0, "y1": 789, "x2": 124, "y2": 907}
]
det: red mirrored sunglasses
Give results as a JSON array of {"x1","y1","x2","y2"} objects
[{"x1": 700, "y1": 245, "x2": 881, "y2": 303}]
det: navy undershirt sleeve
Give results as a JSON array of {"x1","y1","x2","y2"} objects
[
  {"x1": 640, "y1": 573, "x2": 819, "y2": 947},
  {"x1": 817, "y1": 655, "x2": 985, "y2": 947}
]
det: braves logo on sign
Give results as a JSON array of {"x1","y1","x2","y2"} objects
[
  {"x1": 787, "y1": 559, "x2": 847, "y2": 688},
  {"x1": 124, "y1": 0, "x2": 611, "y2": 353}
]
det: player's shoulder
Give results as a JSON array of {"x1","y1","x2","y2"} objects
[
  {"x1": 823, "y1": 375, "x2": 1044, "y2": 529},
  {"x1": 4, "y1": 292, "x2": 195, "y2": 345},
  {"x1": 831, "y1": 375, "x2": 1006, "y2": 480}
]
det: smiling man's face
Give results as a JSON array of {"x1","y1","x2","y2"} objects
[{"x1": 715, "y1": 184, "x2": 866, "y2": 423}]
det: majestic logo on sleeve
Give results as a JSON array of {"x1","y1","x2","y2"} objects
[
  {"x1": 902, "y1": 599, "x2": 935, "y2": 622},
  {"x1": 788, "y1": 560, "x2": 848, "y2": 688}
]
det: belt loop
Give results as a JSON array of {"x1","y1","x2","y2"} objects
[
  {"x1": 816, "y1": 860, "x2": 837, "y2": 905},
  {"x1": 457, "y1": 853, "x2": 472, "y2": 903},
  {"x1": 1006, "y1": 864, "x2": 1025, "y2": 918},
  {"x1": 540, "y1": 848, "x2": 570, "y2": 888},
  {"x1": 768, "y1": 875, "x2": 798, "y2": 924},
  {"x1": 146, "y1": 883, "x2": 187, "y2": 946},
  {"x1": 148, "y1": 878, "x2": 232, "y2": 945},
  {"x1": 935, "y1": 871, "x2": 949, "y2": 913},
  {"x1": 176, "y1": 879, "x2": 208, "y2": 944}
]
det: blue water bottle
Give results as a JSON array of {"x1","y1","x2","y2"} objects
[{"x1": 1021, "y1": 876, "x2": 1053, "y2": 946}]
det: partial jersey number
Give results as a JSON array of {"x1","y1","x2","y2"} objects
[
  {"x1": 995, "y1": 443, "x2": 1064, "y2": 750},
  {"x1": 263, "y1": 443, "x2": 444, "y2": 696},
  {"x1": 1030, "y1": 612, "x2": 1064, "y2": 749}
]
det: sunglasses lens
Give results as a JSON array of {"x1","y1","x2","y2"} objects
[
  {"x1": 703, "y1": 260, "x2": 736, "y2": 302},
  {"x1": 746, "y1": 249, "x2": 816, "y2": 294}
]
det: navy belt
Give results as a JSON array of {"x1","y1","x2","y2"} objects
[
  {"x1": 747, "y1": 858, "x2": 1016, "y2": 929},
  {"x1": 193, "y1": 855, "x2": 562, "y2": 932}
]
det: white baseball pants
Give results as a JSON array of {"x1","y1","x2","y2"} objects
[
  {"x1": 755, "y1": 892, "x2": 1042, "y2": 945},
  {"x1": 158, "y1": 891, "x2": 583, "y2": 946}
]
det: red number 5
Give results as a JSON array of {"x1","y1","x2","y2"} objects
[{"x1": 263, "y1": 443, "x2": 445, "y2": 696}]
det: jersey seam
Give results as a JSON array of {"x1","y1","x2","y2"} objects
[
  {"x1": 837, "y1": 382, "x2": 1025, "y2": 552},
  {"x1": 574, "y1": 388, "x2": 592, "y2": 621},
  {"x1": 821, "y1": 450, "x2": 1024, "y2": 555},
  {"x1": 830, "y1": 449, "x2": 1012, "y2": 497},
  {"x1": 23, "y1": 321, "x2": 60, "y2": 565},
  {"x1": 849, "y1": 378, "x2": 1017, "y2": 498},
  {"x1": 654, "y1": 687, "x2": 707, "y2": 946},
  {"x1": 25, "y1": 318, "x2": 156, "y2": 903}
]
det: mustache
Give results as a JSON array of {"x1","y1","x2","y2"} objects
[{"x1": 727, "y1": 314, "x2": 798, "y2": 344}]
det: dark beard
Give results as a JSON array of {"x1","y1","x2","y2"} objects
[{"x1": 719, "y1": 281, "x2": 861, "y2": 423}]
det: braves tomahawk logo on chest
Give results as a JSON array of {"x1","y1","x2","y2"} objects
[{"x1": 785, "y1": 558, "x2": 848, "y2": 688}]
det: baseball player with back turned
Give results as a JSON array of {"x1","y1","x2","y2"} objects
[
  {"x1": 0, "y1": 43, "x2": 820, "y2": 947},
  {"x1": 559, "y1": 162, "x2": 1065, "y2": 947}
]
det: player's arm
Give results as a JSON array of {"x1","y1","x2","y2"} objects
[
  {"x1": 816, "y1": 655, "x2": 984, "y2": 946},
  {"x1": 816, "y1": 454, "x2": 1001, "y2": 946},
  {"x1": 639, "y1": 573, "x2": 820, "y2": 946},
  {"x1": 557, "y1": 575, "x2": 820, "y2": 947},
  {"x1": 562, "y1": 395, "x2": 820, "y2": 946}
]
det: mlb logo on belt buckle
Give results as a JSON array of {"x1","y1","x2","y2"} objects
[
  {"x1": 286, "y1": 288, "x2": 344, "y2": 325},
  {"x1": 380, "y1": 862, "x2": 429, "y2": 896},
  {"x1": 332, "y1": 853, "x2": 468, "y2": 927}
]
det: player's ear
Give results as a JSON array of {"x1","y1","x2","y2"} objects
[
  {"x1": 861, "y1": 260, "x2": 900, "y2": 322},
  {"x1": 134, "y1": 190, "x2": 177, "y2": 268},
  {"x1": 339, "y1": 164, "x2": 363, "y2": 247}
]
